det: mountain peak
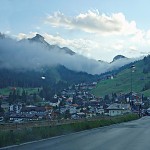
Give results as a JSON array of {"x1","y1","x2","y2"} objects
[
  {"x1": 113, "y1": 55, "x2": 127, "y2": 62},
  {"x1": 30, "y1": 34, "x2": 45, "y2": 43},
  {"x1": 27, "y1": 33, "x2": 75, "y2": 55}
]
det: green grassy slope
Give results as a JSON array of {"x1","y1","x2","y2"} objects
[
  {"x1": 0, "y1": 87, "x2": 41, "y2": 95},
  {"x1": 91, "y1": 60, "x2": 150, "y2": 97}
]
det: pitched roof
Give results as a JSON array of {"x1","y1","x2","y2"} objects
[
  {"x1": 107, "y1": 103, "x2": 130, "y2": 110},
  {"x1": 21, "y1": 106, "x2": 46, "y2": 112}
]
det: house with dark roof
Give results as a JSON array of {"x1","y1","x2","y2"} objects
[{"x1": 20, "y1": 106, "x2": 47, "y2": 120}]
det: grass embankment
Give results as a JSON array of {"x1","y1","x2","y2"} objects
[{"x1": 0, "y1": 114, "x2": 138, "y2": 148}]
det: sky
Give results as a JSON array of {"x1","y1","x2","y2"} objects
[{"x1": 0, "y1": 0, "x2": 150, "y2": 62}]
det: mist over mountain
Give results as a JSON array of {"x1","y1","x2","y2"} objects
[
  {"x1": 112, "y1": 55, "x2": 127, "y2": 62},
  {"x1": 27, "y1": 34, "x2": 75, "y2": 55},
  {"x1": 0, "y1": 33, "x2": 141, "y2": 74}
]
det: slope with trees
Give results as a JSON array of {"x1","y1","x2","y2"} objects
[{"x1": 91, "y1": 55, "x2": 150, "y2": 97}]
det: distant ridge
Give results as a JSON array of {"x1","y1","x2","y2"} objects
[
  {"x1": 112, "y1": 55, "x2": 127, "y2": 62},
  {"x1": 28, "y1": 34, "x2": 75, "y2": 55}
]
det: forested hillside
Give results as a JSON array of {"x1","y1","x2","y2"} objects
[
  {"x1": 0, "y1": 65, "x2": 99, "y2": 88},
  {"x1": 92, "y1": 55, "x2": 150, "y2": 97}
]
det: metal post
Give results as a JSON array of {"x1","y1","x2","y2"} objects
[
  {"x1": 130, "y1": 65, "x2": 135, "y2": 95},
  {"x1": 130, "y1": 65, "x2": 135, "y2": 110},
  {"x1": 131, "y1": 67, "x2": 133, "y2": 94}
]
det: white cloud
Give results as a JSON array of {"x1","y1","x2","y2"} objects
[
  {"x1": 5, "y1": 30, "x2": 11, "y2": 34},
  {"x1": 129, "y1": 46, "x2": 138, "y2": 51},
  {"x1": 45, "y1": 10, "x2": 140, "y2": 36},
  {"x1": 42, "y1": 33, "x2": 99, "y2": 57},
  {"x1": 112, "y1": 42, "x2": 124, "y2": 50},
  {"x1": 17, "y1": 32, "x2": 37, "y2": 40}
]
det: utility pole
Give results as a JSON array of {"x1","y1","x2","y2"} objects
[
  {"x1": 130, "y1": 65, "x2": 135, "y2": 96},
  {"x1": 130, "y1": 65, "x2": 135, "y2": 110}
]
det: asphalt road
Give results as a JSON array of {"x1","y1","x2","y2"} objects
[{"x1": 2, "y1": 116, "x2": 150, "y2": 150}]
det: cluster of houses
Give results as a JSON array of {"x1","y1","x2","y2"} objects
[{"x1": 0, "y1": 82, "x2": 144, "y2": 123}]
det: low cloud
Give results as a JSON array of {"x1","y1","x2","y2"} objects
[
  {"x1": 16, "y1": 31, "x2": 149, "y2": 62},
  {"x1": 0, "y1": 36, "x2": 140, "y2": 75}
]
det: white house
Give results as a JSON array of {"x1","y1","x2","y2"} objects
[
  {"x1": 49, "y1": 99, "x2": 61, "y2": 107},
  {"x1": 1, "y1": 102, "x2": 9, "y2": 112},
  {"x1": 96, "y1": 108, "x2": 104, "y2": 114},
  {"x1": 9, "y1": 104, "x2": 22, "y2": 113},
  {"x1": 107, "y1": 103, "x2": 131, "y2": 116}
]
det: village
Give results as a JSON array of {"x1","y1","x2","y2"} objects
[{"x1": 0, "y1": 81, "x2": 146, "y2": 124}]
